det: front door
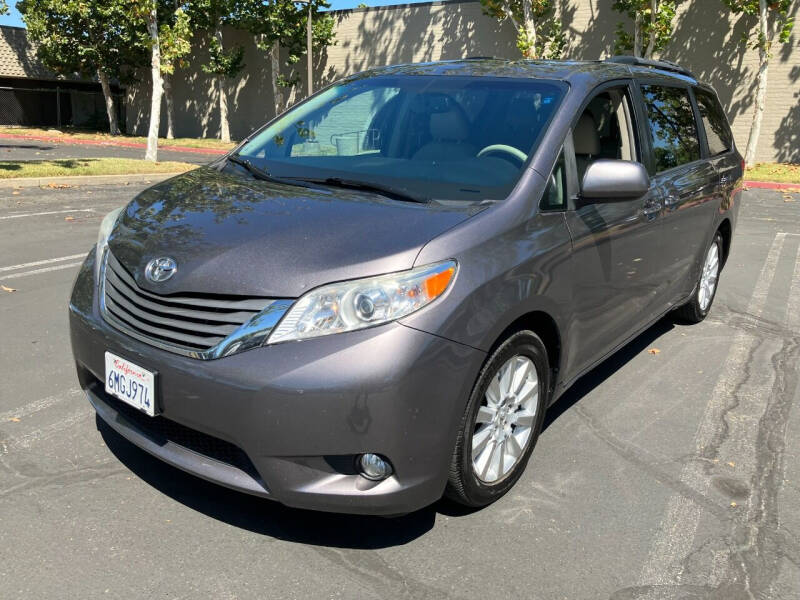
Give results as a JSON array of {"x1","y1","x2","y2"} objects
[{"x1": 563, "y1": 84, "x2": 667, "y2": 379}]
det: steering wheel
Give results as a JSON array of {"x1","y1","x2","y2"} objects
[{"x1": 476, "y1": 144, "x2": 528, "y2": 166}]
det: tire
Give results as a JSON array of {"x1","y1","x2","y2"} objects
[
  {"x1": 445, "y1": 330, "x2": 550, "y2": 508},
  {"x1": 674, "y1": 232, "x2": 723, "y2": 324}
]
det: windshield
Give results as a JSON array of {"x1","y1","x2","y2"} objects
[{"x1": 236, "y1": 75, "x2": 567, "y2": 201}]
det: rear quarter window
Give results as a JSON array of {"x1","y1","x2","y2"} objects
[
  {"x1": 640, "y1": 85, "x2": 701, "y2": 172},
  {"x1": 694, "y1": 88, "x2": 734, "y2": 156}
]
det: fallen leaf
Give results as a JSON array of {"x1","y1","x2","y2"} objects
[
  {"x1": 1, "y1": 285, "x2": 16, "y2": 293},
  {"x1": 46, "y1": 183, "x2": 71, "y2": 189},
  {"x1": 730, "y1": 502, "x2": 737, "y2": 508},
  {"x1": 12, "y1": 191, "x2": 20, "y2": 195},
  {"x1": 9, "y1": 417, "x2": 20, "y2": 423},
  {"x1": 648, "y1": 348, "x2": 661, "y2": 355},
  {"x1": 727, "y1": 461, "x2": 735, "y2": 467},
  {"x1": 64, "y1": 216, "x2": 75, "y2": 221}
]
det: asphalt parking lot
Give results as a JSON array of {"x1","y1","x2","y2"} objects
[{"x1": 0, "y1": 183, "x2": 798, "y2": 599}]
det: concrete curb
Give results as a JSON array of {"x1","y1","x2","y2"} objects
[
  {"x1": 0, "y1": 172, "x2": 182, "y2": 189},
  {"x1": 0, "y1": 132, "x2": 229, "y2": 155},
  {"x1": 744, "y1": 180, "x2": 800, "y2": 191}
]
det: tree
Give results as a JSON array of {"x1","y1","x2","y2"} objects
[
  {"x1": 480, "y1": 0, "x2": 565, "y2": 59},
  {"x1": 19, "y1": 0, "x2": 147, "y2": 135},
  {"x1": 612, "y1": 0, "x2": 680, "y2": 59},
  {"x1": 237, "y1": 0, "x2": 335, "y2": 119},
  {"x1": 722, "y1": 0, "x2": 795, "y2": 165},
  {"x1": 188, "y1": 0, "x2": 245, "y2": 142},
  {"x1": 159, "y1": 2, "x2": 193, "y2": 139},
  {"x1": 144, "y1": 0, "x2": 162, "y2": 161}
]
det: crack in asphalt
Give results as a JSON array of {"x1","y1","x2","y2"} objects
[
  {"x1": 572, "y1": 404, "x2": 732, "y2": 523},
  {"x1": 609, "y1": 329, "x2": 800, "y2": 598},
  {"x1": 311, "y1": 546, "x2": 465, "y2": 600},
  {"x1": 715, "y1": 336, "x2": 800, "y2": 597},
  {"x1": 0, "y1": 460, "x2": 127, "y2": 499}
]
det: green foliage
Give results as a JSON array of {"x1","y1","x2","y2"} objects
[
  {"x1": 187, "y1": 0, "x2": 246, "y2": 79},
  {"x1": 1, "y1": 1, "x2": 8, "y2": 16},
  {"x1": 612, "y1": 0, "x2": 680, "y2": 56},
  {"x1": 237, "y1": 0, "x2": 337, "y2": 88},
  {"x1": 479, "y1": 0, "x2": 565, "y2": 59},
  {"x1": 19, "y1": 0, "x2": 148, "y2": 79},
  {"x1": 201, "y1": 35, "x2": 245, "y2": 77},
  {"x1": 159, "y1": 4, "x2": 193, "y2": 75},
  {"x1": 721, "y1": 0, "x2": 795, "y2": 54}
]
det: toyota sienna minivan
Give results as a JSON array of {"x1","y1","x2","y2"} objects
[{"x1": 69, "y1": 57, "x2": 741, "y2": 514}]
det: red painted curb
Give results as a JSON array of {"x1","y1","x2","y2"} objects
[
  {"x1": 744, "y1": 180, "x2": 800, "y2": 191},
  {"x1": 0, "y1": 132, "x2": 229, "y2": 155}
]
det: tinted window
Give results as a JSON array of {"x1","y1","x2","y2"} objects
[
  {"x1": 641, "y1": 85, "x2": 701, "y2": 172},
  {"x1": 238, "y1": 76, "x2": 567, "y2": 201},
  {"x1": 694, "y1": 89, "x2": 733, "y2": 156}
]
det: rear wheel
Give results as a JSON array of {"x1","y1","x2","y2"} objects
[
  {"x1": 674, "y1": 232, "x2": 723, "y2": 324},
  {"x1": 446, "y1": 330, "x2": 549, "y2": 507}
]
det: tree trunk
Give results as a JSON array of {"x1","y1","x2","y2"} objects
[
  {"x1": 745, "y1": 0, "x2": 769, "y2": 166},
  {"x1": 270, "y1": 41, "x2": 284, "y2": 118},
  {"x1": 215, "y1": 27, "x2": 231, "y2": 143},
  {"x1": 97, "y1": 69, "x2": 120, "y2": 136},
  {"x1": 145, "y1": 2, "x2": 163, "y2": 162},
  {"x1": 644, "y1": 0, "x2": 657, "y2": 59},
  {"x1": 634, "y1": 12, "x2": 643, "y2": 57},
  {"x1": 164, "y1": 75, "x2": 175, "y2": 139},
  {"x1": 522, "y1": 0, "x2": 537, "y2": 59}
]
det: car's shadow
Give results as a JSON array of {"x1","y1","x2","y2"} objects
[{"x1": 97, "y1": 316, "x2": 677, "y2": 548}]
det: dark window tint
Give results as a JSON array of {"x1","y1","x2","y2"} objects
[
  {"x1": 540, "y1": 151, "x2": 567, "y2": 211},
  {"x1": 641, "y1": 85, "x2": 701, "y2": 172},
  {"x1": 694, "y1": 89, "x2": 733, "y2": 156}
]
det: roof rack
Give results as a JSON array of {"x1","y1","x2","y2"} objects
[{"x1": 605, "y1": 56, "x2": 695, "y2": 78}]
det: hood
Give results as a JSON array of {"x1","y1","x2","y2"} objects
[{"x1": 107, "y1": 167, "x2": 478, "y2": 298}]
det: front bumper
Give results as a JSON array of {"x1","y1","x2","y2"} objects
[{"x1": 69, "y1": 253, "x2": 485, "y2": 514}]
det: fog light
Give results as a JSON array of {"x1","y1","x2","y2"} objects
[{"x1": 358, "y1": 453, "x2": 393, "y2": 481}]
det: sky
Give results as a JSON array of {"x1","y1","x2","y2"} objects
[{"x1": 0, "y1": 0, "x2": 432, "y2": 29}]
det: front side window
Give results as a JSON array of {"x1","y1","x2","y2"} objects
[
  {"x1": 694, "y1": 88, "x2": 733, "y2": 156},
  {"x1": 641, "y1": 85, "x2": 701, "y2": 172},
  {"x1": 237, "y1": 75, "x2": 567, "y2": 201}
]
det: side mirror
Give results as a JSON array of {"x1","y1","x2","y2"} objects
[{"x1": 580, "y1": 159, "x2": 650, "y2": 202}]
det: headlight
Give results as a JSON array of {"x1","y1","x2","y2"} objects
[
  {"x1": 95, "y1": 207, "x2": 124, "y2": 281},
  {"x1": 268, "y1": 260, "x2": 457, "y2": 344}
]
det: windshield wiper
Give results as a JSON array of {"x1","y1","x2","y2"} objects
[
  {"x1": 226, "y1": 153, "x2": 310, "y2": 188},
  {"x1": 292, "y1": 177, "x2": 429, "y2": 204}
]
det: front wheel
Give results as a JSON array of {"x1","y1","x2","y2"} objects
[
  {"x1": 674, "y1": 232, "x2": 723, "y2": 324},
  {"x1": 445, "y1": 330, "x2": 549, "y2": 508}
]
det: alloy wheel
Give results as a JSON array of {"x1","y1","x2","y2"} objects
[{"x1": 471, "y1": 355, "x2": 539, "y2": 483}]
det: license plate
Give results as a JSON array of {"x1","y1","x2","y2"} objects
[{"x1": 104, "y1": 352, "x2": 157, "y2": 416}]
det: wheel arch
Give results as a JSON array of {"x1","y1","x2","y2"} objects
[{"x1": 489, "y1": 310, "x2": 562, "y2": 396}]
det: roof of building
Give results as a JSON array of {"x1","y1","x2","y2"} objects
[{"x1": 0, "y1": 25, "x2": 87, "y2": 82}]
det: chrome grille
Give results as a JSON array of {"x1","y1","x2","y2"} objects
[{"x1": 101, "y1": 251, "x2": 290, "y2": 359}]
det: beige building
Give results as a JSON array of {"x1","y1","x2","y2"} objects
[
  {"x1": 126, "y1": 0, "x2": 799, "y2": 164},
  {"x1": 0, "y1": 25, "x2": 125, "y2": 128}
]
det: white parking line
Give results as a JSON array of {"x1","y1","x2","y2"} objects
[
  {"x1": 0, "y1": 389, "x2": 82, "y2": 423},
  {"x1": 0, "y1": 407, "x2": 94, "y2": 455},
  {"x1": 0, "y1": 208, "x2": 95, "y2": 220},
  {"x1": 0, "y1": 253, "x2": 86, "y2": 273},
  {"x1": 639, "y1": 232, "x2": 787, "y2": 591},
  {"x1": 1, "y1": 262, "x2": 83, "y2": 280}
]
